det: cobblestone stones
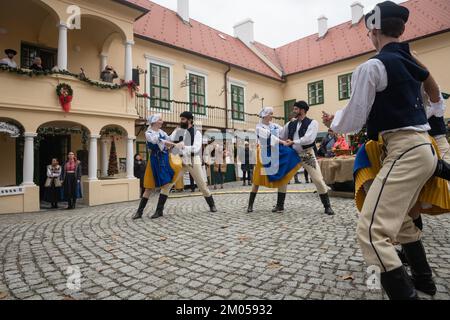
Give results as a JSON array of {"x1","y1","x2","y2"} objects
[{"x1": 0, "y1": 187, "x2": 449, "y2": 300}]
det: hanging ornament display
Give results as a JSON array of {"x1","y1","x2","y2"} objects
[{"x1": 56, "y1": 83, "x2": 73, "y2": 112}]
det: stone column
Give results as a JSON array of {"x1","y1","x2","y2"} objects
[
  {"x1": 57, "y1": 22, "x2": 68, "y2": 70},
  {"x1": 100, "y1": 53, "x2": 108, "y2": 74},
  {"x1": 22, "y1": 133, "x2": 38, "y2": 186},
  {"x1": 88, "y1": 135, "x2": 100, "y2": 181},
  {"x1": 124, "y1": 40, "x2": 134, "y2": 82},
  {"x1": 127, "y1": 136, "x2": 136, "y2": 179},
  {"x1": 101, "y1": 138, "x2": 108, "y2": 177}
]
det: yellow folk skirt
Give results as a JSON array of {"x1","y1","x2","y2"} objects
[
  {"x1": 143, "y1": 154, "x2": 183, "y2": 190},
  {"x1": 253, "y1": 145, "x2": 302, "y2": 189},
  {"x1": 355, "y1": 137, "x2": 450, "y2": 215}
]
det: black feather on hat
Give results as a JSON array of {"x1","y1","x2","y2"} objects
[
  {"x1": 5, "y1": 49, "x2": 17, "y2": 56},
  {"x1": 365, "y1": 1, "x2": 410, "y2": 30}
]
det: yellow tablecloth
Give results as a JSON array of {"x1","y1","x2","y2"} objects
[{"x1": 318, "y1": 156, "x2": 355, "y2": 185}]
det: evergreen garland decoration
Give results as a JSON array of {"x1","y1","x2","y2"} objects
[{"x1": 0, "y1": 65, "x2": 126, "y2": 90}]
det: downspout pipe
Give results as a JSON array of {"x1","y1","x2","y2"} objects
[{"x1": 224, "y1": 65, "x2": 231, "y2": 129}]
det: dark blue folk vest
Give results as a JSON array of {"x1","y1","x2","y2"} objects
[
  {"x1": 288, "y1": 117, "x2": 316, "y2": 149},
  {"x1": 366, "y1": 42, "x2": 429, "y2": 141}
]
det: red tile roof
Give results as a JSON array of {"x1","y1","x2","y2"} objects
[
  {"x1": 253, "y1": 41, "x2": 285, "y2": 73},
  {"x1": 128, "y1": 0, "x2": 450, "y2": 80},
  {"x1": 128, "y1": 0, "x2": 283, "y2": 80},
  {"x1": 275, "y1": 0, "x2": 450, "y2": 75}
]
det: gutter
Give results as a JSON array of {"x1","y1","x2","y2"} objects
[{"x1": 224, "y1": 65, "x2": 231, "y2": 129}]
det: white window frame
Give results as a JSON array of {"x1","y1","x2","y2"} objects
[
  {"x1": 185, "y1": 66, "x2": 208, "y2": 119},
  {"x1": 145, "y1": 54, "x2": 175, "y2": 112},
  {"x1": 227, "y1": 77, "x2": 247, "y2": 124}
]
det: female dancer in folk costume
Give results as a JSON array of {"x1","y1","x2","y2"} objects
[
  {"x1": 132, "y1": 114, "x2": 182, "y2": 220},
  {"x1": 247, "y1": 107, "x2": 302, "y2": 213}
]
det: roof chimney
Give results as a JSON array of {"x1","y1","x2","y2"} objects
[
  {"x1": 318, "y1": 15, "x2": 328, "y2": 38},
  {"x1": 177, "y1": 0, "x2": 189, "y2": 23},
  {"x1": 233, "y1": 19, "x2": 254, "y2": 45},
  {"x1": 351, "y1": 2, "x2": 364, "y2": 25}
]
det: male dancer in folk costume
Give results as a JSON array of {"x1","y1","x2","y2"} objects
[
  {"x1": 169, "y1": 111, "x2": 218, "y2": 214},
  {"x1": 322, "y1": 1, "x2": 442, "y2": 299},
  {"x1": 132, "y1": 114, "x2": 182, "y2": 220},
  {"x1": 247, "y1": 107, "x2": 302, "y2": 213},
  {"x1": 280, "y1": 101, "x2": 335, "y2": 216}
]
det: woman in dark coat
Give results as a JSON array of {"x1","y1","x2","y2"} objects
[
  {"x1": 44, "y1": 158, "x2": 62, "y2": 208},
  {"x1": 134, "y1": 154, "x2": 147, "y2": 197},
  {"x1": 61, "y1": 152, "x2": 82, "y2": 210}
]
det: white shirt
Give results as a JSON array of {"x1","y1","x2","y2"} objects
[
  {"x1": 425, "y1": 96, "x2": 446, "y2": 119},
  {"x1": 280, "y1": 119, "x2": 319, "y2": 153},
  {"x1": 256, "y1": 122, "x2": 282, "y2": 147},
  {"x1": 425, "y1": 94, "x2": 447, "y2": 139},
  {"x1": 145, "y1": 128, "x2": 170, "y2": 152},
  {"x1": 331, "y1": 59, "x2": 431, "y2": 135},
  {"x1": 0, "y1": 58, "x2": 17, "y2": 68},
  {"x1": 170, "y1": 128, "x2": 203, "y2": 164}
]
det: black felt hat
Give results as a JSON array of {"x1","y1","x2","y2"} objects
[
  {"x1": 5, "y1": 49, "x2": 17, "y2": 56},
  {"x1": 365, "y1": 1, "x2": 410, "y2": 29},
  {"x1": 293, "y1": 100, "x2": 310, "y2": 112},
  {"x1": 180, "y1": 111, "x2": 194, "y2": 121}
]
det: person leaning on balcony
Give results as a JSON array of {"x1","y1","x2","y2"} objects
[
  {"x1": 100, "y1": 65, "x2": 118, "y2": 83},
  {"x1": 29, "y1": 57, "x2": 44, "y2": 71},
  {"x1": 61, "y1": 152, "x2": 82, "y2": 210},
  {"x1": 44, "y1": 158, "x2": 62, "y2": 209},
  {"x1": 0, "y1": 49, "x2": 17, "y2": 68}
]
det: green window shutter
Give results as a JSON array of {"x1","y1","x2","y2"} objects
[
  {"x1": 150, "y1": 63, "x2": 171, "y2": 109},
  {"x1": 231, "y1": 85, "x2": 245, "y2": 121},
  {"x1": 189, "y1": 74, "x2": 206, "y2": 115},
  {"x1": 338, "y1": 73, "x2": 352, "y2": 100},
  {"x1": 308, "y1": 80, "x2": 324, "y2": 106}
]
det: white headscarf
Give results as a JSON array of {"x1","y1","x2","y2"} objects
[
  {"x1": 259, "y1": 107, "x2": 274, "y2": 118},
  {"x1": 148, "y1": 114, "x2": 162, "y2": 125}
]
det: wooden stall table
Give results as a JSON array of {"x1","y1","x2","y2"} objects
[{"x1": 318, "y1": 156, "x2": 355, "y2": 196}]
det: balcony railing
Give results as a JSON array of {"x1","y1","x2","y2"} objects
[{"x1": 136, "y1": 96, "x2": 285, "y2": 130}]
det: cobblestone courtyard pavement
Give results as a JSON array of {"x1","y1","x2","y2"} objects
[{"x1": 1, "y1": 184, "x2": 450, "y2": 300}]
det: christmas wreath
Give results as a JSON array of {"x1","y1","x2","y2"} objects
[{"x1": 56, "y1": 83, "x2": 73, "y2": 112}]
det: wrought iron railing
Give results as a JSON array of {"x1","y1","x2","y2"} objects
[{"x1": 135, "y1": 96, "x2": 285, "y2": 130}]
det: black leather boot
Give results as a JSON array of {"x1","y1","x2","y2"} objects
[
  {"x1": 434, "y1": 159, "x2": 450, "y2": 181},
  {"x1": 205, "y1": 196, "x2": 217, "y2": 213},
  {"x1": 396, "y1": 248, "x2": 409, "y2": 266},
  {"x1": 380, "y1": 266, "x2": 419, "y2": 300},
  {"x1": 71, "y1": 199, "x2": 76, "y2": 209},
  {"x1": 132, "y1": 197, "x2": 149, "y2": 220},
  {"x1": 66, "y1": 199, "x2": 72, "y2": 210},
  {"x1": 247, "y1": 192, "x2": 257, "y2": 213},
  {"x1": 319, "y1": 194, "x2": 335, "y2": 216},
  {"x1": 413, "y1": 216, "x2": 423, "y2": 231},
  {"x1": 272, "y1": 193, "x2": 286, "y2": 213},
  {"x1": 151, "y1": 195, "x2": 168, "y2": 219},
  {"x1": 402, "y1": 240, "x2": 437, "y2": 296}
]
